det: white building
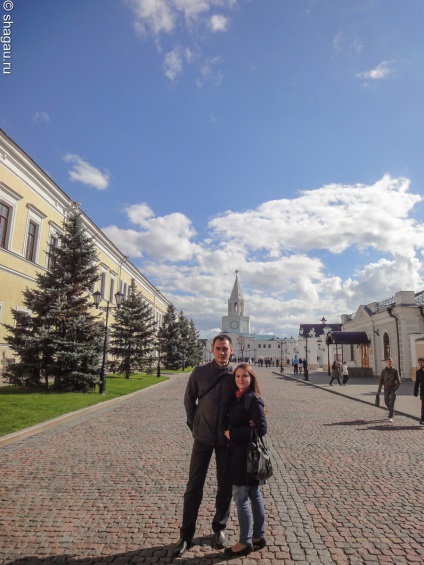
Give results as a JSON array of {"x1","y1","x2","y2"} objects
[
  {"x1": 205, "y1": 272, "x2": 329, "y2": 367},
  {"x1": 202, "y1": 272, "x2": 424, "y2": 380},
  {"x1": 339, "y1": 290, "x2": 424, "y2": 380}
]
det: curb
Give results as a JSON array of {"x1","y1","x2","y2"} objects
[
  {"x1": 272, "y1": 371, "x2": 421, "y2": 423},
  {"x1": 0, "y1": 377, "x2": 175, "y2": 449}
]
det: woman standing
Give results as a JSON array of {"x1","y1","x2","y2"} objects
[
  {"x1": 329, "y1": 360, "x2": 342, "y2": 386},
  {"x1": 224, "y1": 363, "x2": 268, "y2": 558}
]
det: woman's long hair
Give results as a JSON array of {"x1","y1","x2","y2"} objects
[{"x1": 234, "y1": 363, "x2": 262, "y2": 397}]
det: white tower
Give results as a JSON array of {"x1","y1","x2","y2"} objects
[{"x1": 222, "y1": 271, "x2": 250, "y2": 334}]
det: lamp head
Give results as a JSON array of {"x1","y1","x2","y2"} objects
[{"x1": 93, "y1": 291, "x2": 102, "y2": 308}]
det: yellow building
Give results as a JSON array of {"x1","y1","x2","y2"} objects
[{"x1": 0, "y1": 129, "x2": 171, "y2": 375}]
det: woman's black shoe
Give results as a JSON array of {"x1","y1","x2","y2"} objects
[
  {"x1": 224, "y1": 544, "x2": 253, "y2": 558},
  {"x1": 252, "y1": 537, "x2": 266, "y2": 550}
]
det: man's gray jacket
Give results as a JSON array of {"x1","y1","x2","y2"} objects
[
  {"x1": 378, "y1": 367, "x2": 401, "y2": 393},
  {"x1": 184, "y1": 360, "x2": 236, "y2": 447}
]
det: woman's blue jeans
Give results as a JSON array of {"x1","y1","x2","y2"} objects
[{"x1": 232, "y1": 484, "x2": 265, "y2": 545}]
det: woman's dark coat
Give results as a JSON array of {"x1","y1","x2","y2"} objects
[{"x1": 227, "y1": 390, "x2": 267, "y2": 486}]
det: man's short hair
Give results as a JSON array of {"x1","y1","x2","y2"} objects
[
  {"x1": 212, "y1": 334, "x2": 233, "y2": 346},
  {"x1": 418, "y1": 357, "x2": 424, "y2": 362},
  {"x1": 385, "y1": 357, "x2": 392, "y2": 361}
]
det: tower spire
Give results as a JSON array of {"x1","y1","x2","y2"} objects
[{"x1": 221, "y1": 270, "x2": 250, "y2": 334}]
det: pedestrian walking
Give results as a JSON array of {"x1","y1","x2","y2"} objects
[
  {"x1": 377, "y1": 357, "x2": 401, "y2": 422},
  {"x1": 298, "y1": 358, "x2": 303, "y2": 374},
  {"x1": 173, "y1": 334, "x2": 237, "y2": 558},
  {"x1": 342, "y1": 361, "x2": 349, "y2": 385},
  {"x1": 224, "y1": 363, "x2": 267, "y2": 558},
  {"x1": 413, "y1": 357, "x2": 424, "y2": 425},
  {"x1": 292, "y1": 355, "x2": 299, "y2": 374},
  {"x1": 329, "y1": 361, "x2": 342, "y2": 386}
]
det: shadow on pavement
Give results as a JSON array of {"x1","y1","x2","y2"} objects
[
  {"x1": 4, "y1": 539, "x2": 233, "y2": 565},
  {"x1": 324, "y1": 419, "x2": 377, "y2": 426},
  {"x1": 360, "y1": 424, "x2": 423, "y2": 432}
]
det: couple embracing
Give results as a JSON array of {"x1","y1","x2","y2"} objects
[{"x1": 173, "y1": 334, "x2": 268, "y2": 559}]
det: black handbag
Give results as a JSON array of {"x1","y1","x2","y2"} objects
[{"x1": 246, "y1": 428, "x2": 273, "y2": 481}]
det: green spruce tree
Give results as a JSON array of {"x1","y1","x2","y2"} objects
[
  {"x1": 178, "y1": 311, "x2": 191, "y2": 371},
  {"x1": 187, "y1": 319, "x2": 203, "y2": 368},
  {"x1": 109, "y1": 279, "x2": 157, "y2": 378},
  {"x1": 4, "y1": 211, "x2": 103, "y2": 391},
  {"x1": 158, "y1": 303, "x2": 180, "y2": 370}
]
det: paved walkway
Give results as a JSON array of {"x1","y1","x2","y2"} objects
[
  {"x1": 275, "y1": 367, "x2": 421, "y2": 422},
  {"x1": 1, "y1": 369, "x2": 424, "y2": 564}
]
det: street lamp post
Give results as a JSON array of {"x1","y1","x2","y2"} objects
[
  {"x1": 93, "y1": 290, "x2": 124, "y2": 394},
  {"x1": 299, "y1": 328, "x2": 309, "y2": 381},
  {"x1": 277, "y1": 338, "x2": 285, "y2": 373},
  {"x1": 304, "y1": 334, "x2": 309, "y2": 381},
  {"x1": 156, "y1": 323, "x2": 161, "y2": 378}
]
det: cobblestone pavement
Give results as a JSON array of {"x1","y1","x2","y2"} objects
[{"x1": 1, "y1": 370, "x2": 424, "y2": 564}]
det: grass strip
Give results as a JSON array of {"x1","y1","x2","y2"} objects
[{"x1": 0, "y1": 374, "x2": 170, "y2": 437}]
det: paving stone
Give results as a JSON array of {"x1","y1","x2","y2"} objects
[{"x1": 1, "y1": 371, "x2": 424, "y2": 564}]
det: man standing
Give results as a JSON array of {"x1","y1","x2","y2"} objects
[
  {"x1": 292, "y1": 355, "x2": 299, "y2": 374},
  {"x1": 377, "y1": 357, "x2": 401, "y2": 422},
  {"x1": 173, "y1": 334, "x2": 236, "y2": 558},
  {"x1": 413, "y1": 357, "x2": 424, "y2": 425}
]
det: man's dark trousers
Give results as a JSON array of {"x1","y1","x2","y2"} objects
[
  {"x1": 384, "y1": 389, "x2": 396, "y2": 418},
  {"x1": 179, "y1": 440, "x2": 232, "y2": 542}
]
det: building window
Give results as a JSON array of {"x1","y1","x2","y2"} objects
[
  {"x1": 0, "y1": 184, "x2": 22, "y2": 251},
  {"x1": 258, "y1": 344, "x2": 261, "y2": 348},
  {"x1": 100, "y1": 271, "x2": 106, "y2": 299},
  {"x1": 47, "y1": 234, "x2": 59, "y2": 270},
  {"x1": 109, "y1": 276, "x2": 115, "y2": 303},
  {"x1": 25, "y1": 220, "x2": 38, "y2": 262},
  {"x1": 383, "y1": 332, "x2": 390, "y2": 359},
  {"x1": 0, "y1": 202, "x2": 10, "y2": 248}
]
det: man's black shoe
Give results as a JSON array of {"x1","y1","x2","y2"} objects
[
  {"x1": 172, "y1": 538, "x2": 191, "y2": 558},
  {"x1": 213, "y1": 530, "x2": 227, "y2": 549}
]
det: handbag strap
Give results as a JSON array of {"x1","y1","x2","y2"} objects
[{"x1": 250, "y1": 426, "x2": 268, "y2": 448}]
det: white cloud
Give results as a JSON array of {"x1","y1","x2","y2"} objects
[
  {"x1": 209, "y1": 14, "x2": 229, "y2": 32},
  {"x1": 126, "y1": 0, "x2": 236, "y2": 82},
  {"x1": 333, "y1": 31, "x2": 362, "y2": 55},
  {"x1": 208, "y1": 175, "x2": 422, "y2": 259},
  {"x1": 127, "y1": 0, "x2": 176, "y2": 36},
  {"x1": 163, "y1": 48, "x2": 184, "y2": 80},
  {"x1": 127, "y1": 0, "x2": 235, "y2": 37},
  {"x1": 103, "y1": 176, "x2": 424, "y2": 337},
  {"x1": 32, "y1": 111, "x2": 50, "y2": 123},
  {"x1": 357, "y1": 60, "x2": 394, "y2": 80},
  {"x1": 197, "y1": 56, "x2": 224, "y2": 86},
  {"x1": 63, "y1": 154, "x2": 110, "y2": 190},
  {"x1": 103, "y1": 203, "x2": 199, "y2": 262}
]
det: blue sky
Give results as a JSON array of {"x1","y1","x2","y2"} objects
[{"x1": 2, "y1": 0, "x2": 424, "y2": 338}]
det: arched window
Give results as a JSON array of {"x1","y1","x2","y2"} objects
[{"x1": 383, "y1": 332, "x2": 390, "y2": 359}]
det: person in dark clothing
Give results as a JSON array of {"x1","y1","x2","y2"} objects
[
  {"x1": 173, "y1": 334, "x2": 237, "y2": 558},
  {"x1": 413, "y1": 357, "x2": 424, "y2": 425},
  {"x1": 377, "y1": 357, "x2": 401, "y2": 422},
  {"x1": 224, "y1": 363, "x2": 268, "y2": 558},
  {"x1": 329, "y1": 361, "x2": 342, "y2": 386}
]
